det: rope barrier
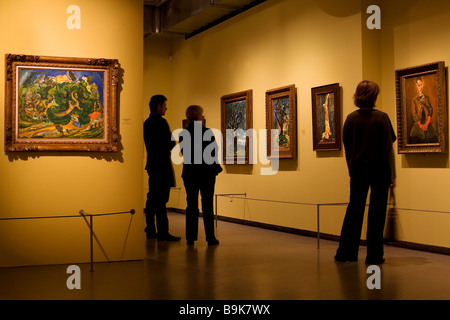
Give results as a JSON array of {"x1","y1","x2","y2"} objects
[
  {"x1": 220, "y1": 196, "x2": 317, "y2": 207},
  {"x1": 0, "y1": 209, "x2": 135, "y2": 221},
  {"x1": 0, "y1": 209, "x2": 136, "y2": 271},
  {"x1": 214, "y1": 193, "x2": 450, "y2": 249},
  {"x1": 215, "y1": 194, "x2": 450, "y2": 214}
]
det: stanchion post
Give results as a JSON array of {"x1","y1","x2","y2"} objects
[
  {"x1": 90, "y1": 214, "x2": 94, "y2": 272},
  {"x1": 317, "y1": 204, "x2": 320, "y2": 249},
  {"x1": 215, "y1": 194, "x2": 218, "y2": 231}
]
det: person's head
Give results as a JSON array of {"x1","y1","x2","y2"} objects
[
  {"x1": 415, "y1": 77, "x2": 424, "y2": 95},
  {"x1": 149, "y1": 94, "x2": 167, "y2": 115},
  {"x1": 353, "y1": 80, "x2": 380, "y2": 108},
  {"x1": 185, "y1": 105, "x2": 204, "y2": 122}
]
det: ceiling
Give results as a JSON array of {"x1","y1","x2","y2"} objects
[{"x1": 144, "y1": 0, "x2": 267, "y2": 39}]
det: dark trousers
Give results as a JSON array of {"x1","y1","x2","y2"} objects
[
  {"x1": 183, "y1": 175, "x2": 216, "y2": 242},
  {"x1": 336, "y1": 174, "x2": 390, "y2": 261},
  {"x1": 145, "y1": 175, "x2": 170, "y2": 236}
]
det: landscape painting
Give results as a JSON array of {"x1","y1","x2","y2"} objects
[
  {"x1": 272, "y1": 97, "x2": 290, "y2": 149},
  {"x1": 5, "y1": 54, "x2": 120, "y2": 152},
  {"x1": 265, "y1": 85, "x2": 297, "y2": 159},
  {"x1": 17, "y1": 67, "x2": 105, "y2": 140},
  {"x1": 221, "y1": 90, "x2": 253, "y2": 164},
  {"x1": 225, "y1": 100, "x2": 247, "y2": 158}
]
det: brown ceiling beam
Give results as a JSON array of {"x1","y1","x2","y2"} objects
[
  {"x1": 144, "y1": 0, "x2": 267, "y2": 39},
  {"x1": 184, "y1": 0, "x2": 267, "y2": 39}
]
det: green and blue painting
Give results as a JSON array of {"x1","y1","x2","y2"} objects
[{"x1": 17, "y1": 67, "x2": 106, "y2": 140}]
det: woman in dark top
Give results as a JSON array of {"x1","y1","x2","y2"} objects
[
  {"x1": 180, "y1": 105, "x2": 222, "y2": 246},
  {"x1": 335, "y1": 81, "x2": 396, "y2": 265}
]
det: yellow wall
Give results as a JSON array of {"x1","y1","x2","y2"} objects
[
  {"x1": 0, "y1": 0, "x2": 145, "y2": 267},
  {"x1": 143, "y1": 36, "x2": 173, "y2": 203},
  {"x1": 146, "y1": 0, "x2": 365, "y2": 236},
  {"x1": 380, "y1": 0, "x2": 450, "y2": 247},
  {"x1": 145, "y1": 0, "x2": 450, "y2": 249}
]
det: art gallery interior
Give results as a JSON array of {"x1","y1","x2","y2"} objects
[{"x1": 1, "y1": 0, "x2": 450, "y2": 301}]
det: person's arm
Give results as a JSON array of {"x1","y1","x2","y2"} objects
[
  {"x1": 385, "y1": 115, "x2": 397, "y2": 187},
  {"x1": 388, "y1": 147, "x2": 396, "y2": 187},
  {"x1": 421, "y1": 98, "x2": 432, "y2": 131}
]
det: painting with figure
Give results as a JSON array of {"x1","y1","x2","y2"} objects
[
  {"x1": 395, "y1": 61, "x2": 447, "y2": 154},
  {"x1": 405, "y1": 73, "x2": 439, "y2": 145}
]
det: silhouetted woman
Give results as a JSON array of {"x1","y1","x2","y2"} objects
[{"x1": 335, "y1": 81, "x2": 396, "y2": 265}]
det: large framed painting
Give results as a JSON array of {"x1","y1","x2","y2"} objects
[
  {"x1": 311, "y1": 83, "x2": 341, "y2": 151},
  {"x1": 265, "y1": 84, "x2": 297, "y2": 159},
  {"x1": 221, "y1": 90, "x2": 253, "y2": 164},
  {"x1": 4, "y1": 54, "x2": 120, "y2": 152},
  {"x1": 395, "y1": 61, "x2": 447, "y2": 154}
]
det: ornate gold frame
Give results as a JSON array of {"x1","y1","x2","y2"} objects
[
  {"x1": 4, "y1": 54, "x2": 120, "y2": 152},
  {"x1": 395, "y1": 61, "x2": 447, "y2": 154}
]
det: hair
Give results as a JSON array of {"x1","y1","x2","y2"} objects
[
  {"x1": 149, "y1": 94, "x2": 167, "y2": 113},
  {"x1": 353, "y1": 80, "x2": 380, "y2": 108},
  {"x1": 185, "y1": 105, "x2": 204, "y2": 121}
]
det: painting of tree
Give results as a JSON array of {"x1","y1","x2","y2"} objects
[
  {"x1": 272, "y1": 97, "x2": 290, "y2": 149},
  {"x1": 265, "y1": 85, "x2": 297, "y2": 159},
  {"x1": 221, "y1": 90, "x2": 253, "y2": 164},
  {"x1": 311, "y1": 83, "x2": 341, "y2": 151},
  {"x1": 225, "y1": 101, "x2": 246, "y2": 158},
  {"x1": 316, "y1": 92, "x2": 336, "y2": 143}
]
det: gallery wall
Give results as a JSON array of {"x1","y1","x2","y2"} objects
[
  {"x1": 143, "y1": 36, "x2": 173, "y2": 205},
  {"x1": 380, "y1": 0, "x2": 450, "y2": 248},
  {"x1": 146, "y1": 0, "x2": 366, "y2": 238},
  {"x1": 144, "y1": 0, "x2": 450, "y2": 249},
  {"x1": 0, "y1": 0, "x2": 145, "y2": 267}
]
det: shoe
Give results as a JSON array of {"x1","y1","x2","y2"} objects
[
  {"x1": 365, "y1": 258, "x2": 385, "y2": 265},
  {"x1": 158, "y1": 233, "x2": 181, "y2": 241},
  {"x1": 146, "y1": 233, "x2": 158, "y2": 239},
  {"x1": 334, "y1": 255, "x2": 357, "y2": 262},
  {"x1": 207, "y1": 238, "x2": 219, "y2": 246}
]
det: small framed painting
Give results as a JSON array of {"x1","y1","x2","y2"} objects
[
  {"x1": 221, "y1": 90, "x2": 253, "y2": 164},
  {"x1": 265, "y1": 84, "x2": 297, "y2": 159},
  {"x1": 311, "y1": 83, "x2": 341, "y2": 151}
]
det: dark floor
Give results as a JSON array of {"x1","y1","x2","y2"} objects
[{"x1": 1, "y1": 211, "x2": 450, "y2": 301}]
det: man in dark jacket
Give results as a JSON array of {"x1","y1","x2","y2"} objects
[
  {"x1": 180, "y1": 105, "x2": 222, "y2": 246},
  {"x1": 144, "y1": 95, "x2": 180, "y2": 241}
]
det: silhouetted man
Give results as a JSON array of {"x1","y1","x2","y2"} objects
[{"x1": 144, "y1": 95, "x2": 180, "y2": 241}]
